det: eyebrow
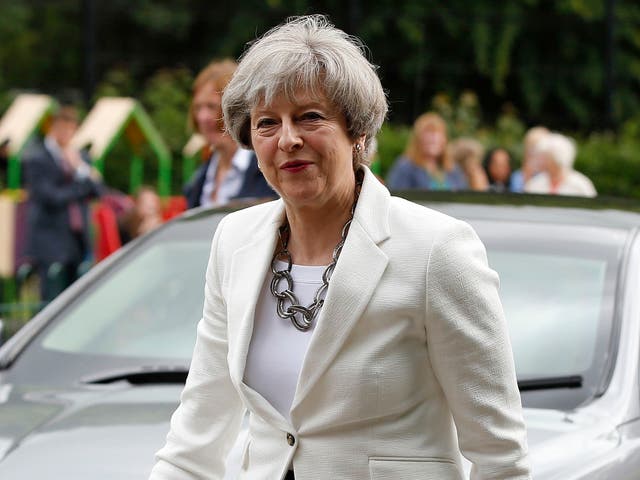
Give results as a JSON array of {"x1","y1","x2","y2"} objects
[{"x1": 252, "y1": 99, "x2": 330, "y2": 115}]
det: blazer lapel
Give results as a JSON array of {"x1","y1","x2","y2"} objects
[
  {"x1": 226, "y1": 202, "x2": 283, "y2": 386},
  {"x1": 224, "y1": 201, "x2": 296, "y2": 430},
  {"x1": 291, "y1": 168, "x2": 391, "y2": 415}
]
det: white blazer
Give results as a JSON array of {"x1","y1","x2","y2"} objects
[{"x1": 150, "y1": 167, "x2": 530, "y2": 480}]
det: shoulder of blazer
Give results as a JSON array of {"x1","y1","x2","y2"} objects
[
  {"x1": 23, "y1": 139, "x2": 54, "y2": 166},
  {"x1": 217, "y1": 198, "x2": 284, "y2": 248}
]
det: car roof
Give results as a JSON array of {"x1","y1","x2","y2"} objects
[{"x1": 176, "y1": 191, "x2": 640, "y2": 232}]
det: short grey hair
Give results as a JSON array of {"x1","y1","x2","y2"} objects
[{"x1": 222, "y1": 15, "x2": 388, "y2": 167}]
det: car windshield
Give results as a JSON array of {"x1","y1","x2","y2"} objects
[
  {"x1": 14, "y1": 208, "x2": 626, "y2": 409},
  {"x1": 7, "y1": 213, "x2": 223, "y2": 384},
  {"x1": 471, "y1": 220, "x2": 624, "y2": 408},
  {"x1": 41, "y1": 240, "x2": 209, "y2": 360}
]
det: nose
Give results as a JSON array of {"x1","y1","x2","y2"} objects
[{"x1": 278, "y1": 119, "x2": 303, "y2": 152}]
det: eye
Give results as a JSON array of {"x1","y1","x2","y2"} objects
[
  {"x1": 256, "y1": 118, "x2": 277, "y2": 129},
  {"x1": 300, "y1": 111, "x2": 323, "y2": 121}
]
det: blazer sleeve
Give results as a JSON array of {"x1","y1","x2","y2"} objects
[
  {"x1": 150, "y1": 216, "x2": 244, "y2": 480},
  {"x1": 425, "y1": 219, "x2": 530, "y2": 479}
]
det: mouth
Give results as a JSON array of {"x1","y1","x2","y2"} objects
[{"x1": 281, "y1": 161, "x2": 312, "y2": 172}]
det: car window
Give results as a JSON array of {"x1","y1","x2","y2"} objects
[
  {"x1": 470, "y1": 219, "x2": 624, "y2": 408},
  {"x1": 490, "y1": 251, "x2": 607, "y2": 377},
  {"x1": 41, "y1": 241, "x2": 210, "y2": 359}
]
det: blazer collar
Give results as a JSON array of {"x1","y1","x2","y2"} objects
[{"x1": 226, "y1": 199, "x2": 289, "y2": 428}]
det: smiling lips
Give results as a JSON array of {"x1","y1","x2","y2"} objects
[{"x1": 281, "y1": 161, "x2": 312, "y2": 173}]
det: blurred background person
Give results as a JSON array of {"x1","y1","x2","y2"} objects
[
  {"x1": 183, "y1": 59, "x2": 273, "y2": 208},
  {"x1": 510, "y1": 126, "x2": 549, "y2": 192},
  {"x1": 118, "y1": 185, "x2": 163, "y2": 244},
  {"x1": 24, "y1": 105, "x2": 103, "y2": 301},
  {"x1": 484, "y1": 147, "x2": 513, "y2": 192},
  {"x1": 525, "y1": 132, "x2": 597, "y2": 197},
  {"x1": 386, "y1": 112, "x2": 467, "y2": 191},
  {"x1": 449, "y1": 137, "x2": 488, "y2": 191}
]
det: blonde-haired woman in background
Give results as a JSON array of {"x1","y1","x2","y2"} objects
[
  {"x1": 183, "y1": 59, "x2": 274, "y2": 208},
  {"x1": 386, "y1": 112, "x2": 467, "y2": 191}
]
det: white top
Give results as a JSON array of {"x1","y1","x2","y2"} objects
[
  {"x1": 524, "y1": 169, "x2": 597, "y2": 197},
  {"x1": 199, "y1": 148, "x2": 252, "y2": 207},
  {"x1": 243, "y1": 261, "x2": 327, "y2": 421}
]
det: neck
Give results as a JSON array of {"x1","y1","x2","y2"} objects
[
  {"x1": 549, "y1": 166, "x2": 565, "y2": 185},
  {"x1": 416, "y1": 155, "x2": 441, "y2": 172},
  {"x1": 216, "y1": 144, "x2": 237, "y2": 168},
  {"x1": 283, "y1": 188, "x2": 357, "y2": 266}
]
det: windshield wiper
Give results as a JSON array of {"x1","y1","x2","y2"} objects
[
  {"x1": 518, "y1": 375, "x2": 583, "y2": 392},
  {"x1": 82, "y1": 365, "x2": 189, "y2": 385}
]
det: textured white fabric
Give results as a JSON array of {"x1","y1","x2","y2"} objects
[
  {"x1": 243, "y1": 262, "x2": 325, "y2": 421},
  {"x1": 200, "y1": 147, "x2": 253, "y2": 207},
  {"x1": 150, "y1": 166, "x2": 531, "y2": 480}
]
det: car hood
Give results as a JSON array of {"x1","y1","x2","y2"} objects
[
  {"x1": 0, "y1": 386, "x2": 619, "y2": 479},
  {"x1": 0, "y1": 382, "x2": 181, "y2": 478},
  {"x1": 522, "y1": 407, "x2": 620, "y2": 479}
]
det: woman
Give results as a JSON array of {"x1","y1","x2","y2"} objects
[
  {"x1": 483, "y1": 147, "x2": 513, "y2": 192},
  {"x1": 510, "y1": 126, "x2": 549, "y2": 193},
  {"x1": 151, "y1": 15, "x2": 529, "y2": 480},
  {"x1": 449, "y1": 137, "x2": 489, "y2": 191},
  {"x1": 386, "y1": 112, "x2": 467, "y2": 191},
  {"x1": 183, "y1": 59, "x2": 274, "y2": 208},
  {"x1": 525, "y1": 132, "x2": 596, "y2": 197},
  {"x1": 118, "y1": 185, "x2": 163, "y2": 244}
]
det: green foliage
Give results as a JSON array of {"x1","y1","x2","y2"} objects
[
  {"x1": 376, "y1": 123, "x2": 411, "y2": 178},
  {"x1": 141, "y1": 68, "x2": 193, "y2": 154},
  {"x1": 141, "y1": 68, "x2": 193, "y2": 193},
  {"x1": 94, "y1": 68, "x2": 137, "y2": 99},
  {"x1": 101, "y1": 140, "x2": 131, "y2": 194},
  {"x1": 431, "y1": 91, "x2": 483, "y2": 139},
  {"x1": 1, "y1": 1, "x2": 639, "y2": 198},
  {"x1": 575, "y1": 128, "x2": 640, "y2": 199}
]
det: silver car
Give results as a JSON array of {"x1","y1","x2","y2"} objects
[{"x1": 0, "y1": 195, "x2": 639, "y2": 479}]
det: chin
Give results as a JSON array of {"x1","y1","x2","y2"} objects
[{"x1": 281, "y1": 189, "x2": 322, "y2": 207}]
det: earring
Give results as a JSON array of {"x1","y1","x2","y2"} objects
[{"x1": 354, "y1": 144, "x2": 362, "y2": 153}]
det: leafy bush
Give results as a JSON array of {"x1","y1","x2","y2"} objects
[{"x1": 576, "y1": 130, "x2": 640, "y2": 199}]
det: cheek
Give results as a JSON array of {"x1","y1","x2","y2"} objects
[{"x1": 251, "y1": 137, "x2": 276, "y2": 167}]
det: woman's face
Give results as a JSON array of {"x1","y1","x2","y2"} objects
[
  {"x1": 136, "y1": 190, "x2": 161, "y2": 217},
  {"x1": 250, "y1": 90, "x2": 356, "y2": 210},
  {"x1": 192, "y1": 82, "x2": 227, "y2": 148},
  {"x1": 418, "y1": 126, "x2": 446, "y2": 160},
  {"x1": 489, "y1": 149, "x2": 512, "y2": 183}
]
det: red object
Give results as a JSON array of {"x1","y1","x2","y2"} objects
[
  {"x1": 93, "y1": 202, "x2": 122, "y2": 261},
  {"x1": 162, "y1": 196, "x2": 188, "y2": 221}
]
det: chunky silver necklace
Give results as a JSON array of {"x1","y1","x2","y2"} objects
[{"x1": 270, "y1": 176, "x2": 362, "y2": 331}]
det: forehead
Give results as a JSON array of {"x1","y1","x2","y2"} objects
[
  {"x1": 253, "y1": 86, "x2": 334, "y2": 111},
  {"x1": 194, "y1": 82, "x2": 222, "y2": 103},
  {"x1": 52, "y1": 117, "x2": 78, "y2": 129}
]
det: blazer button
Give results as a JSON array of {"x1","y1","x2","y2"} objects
[{"x1": 286, "y1": 433, "x2": 295, "y2": 446}]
